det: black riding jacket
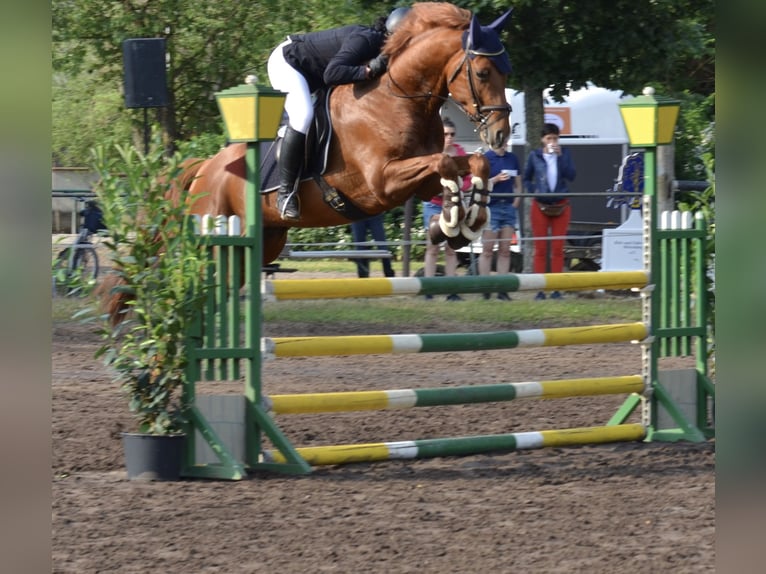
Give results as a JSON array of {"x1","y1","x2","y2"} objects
[{"x1": 283, "y1": 25, "x2": 386, "y2": 92}]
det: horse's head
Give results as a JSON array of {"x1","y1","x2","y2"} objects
[{"x1": 446, "y1": 9, "x2": 513, "y2": 149}]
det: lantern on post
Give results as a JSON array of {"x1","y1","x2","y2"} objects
[
  {"x1": 216, "y1": 75, "x2": 286, "y2": 143},
  {"x1": 214, "y1": 77, "x2": 299, "y2": 472},
  {"x1": 618, "y1": 86, "x2": 680, "y2": 147},
  {"x1": 618, "y1": 86, "x2": 681, "y2": 439}
]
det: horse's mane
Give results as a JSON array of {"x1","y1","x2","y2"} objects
[{"x1": 383, "y1": 2, "x2": 471, "y2": 58}]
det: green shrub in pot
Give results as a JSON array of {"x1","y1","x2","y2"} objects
[{"x1": 91, "y1": 144, "x2": 210, "y2": 435}]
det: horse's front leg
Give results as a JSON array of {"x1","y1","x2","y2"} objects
[
  {"x1": 442, "y1": 153, "x2": 492, "y2": 250},
  {"x1": 428, "y1": 154, "x2": 465, "y2": 244}
]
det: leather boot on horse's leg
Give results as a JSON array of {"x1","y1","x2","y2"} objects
[{"x1": 277, "y1": 126, "x2": 305, "y2": 221}]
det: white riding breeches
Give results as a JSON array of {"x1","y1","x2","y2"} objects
[{"x1": 267, "y1": 38, "x2": 314, "y2": 135}]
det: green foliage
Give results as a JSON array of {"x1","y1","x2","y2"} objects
[
  {"x1": 52, "y1": 0, "x2": 714, "y2": 186},
  {"x1": 175, "y1": 133, "x2": 227, "y2": 160},
  {"x1": 51, "y1": 250, "x2": 98, "y2": 297},
  {"x1": 676, "y1": 152, "x2": 715, "y2": 353},
  {"x1": 91, "y1": 144, "x2": 211, "y2": 435},
  {"x1": 52, "y1": 68, "x2": 133, "y2": 166},
  {"x1": 52, "y1": 0, "x2": 382, "y2": 163},
  {"x1": 674, "y1": 92, "x2": 715, "y2": 182}
]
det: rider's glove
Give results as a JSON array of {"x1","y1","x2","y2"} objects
[{"x1": 368, "y1": 54, "x2": 389, "y2": 78}]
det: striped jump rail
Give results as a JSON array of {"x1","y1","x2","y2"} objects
[
  {"x1": 263, "y1": 322, "x2": 649, "y2": 358},
  {"x1": 264, "y1": 271, "x2": 649, "y2": 300},
  {"x1": 267, "y1": 375, "x2": 644, "y2": 414},
  {"x1": 265, "y1": 423, "x2": 647, "y2": 466}
]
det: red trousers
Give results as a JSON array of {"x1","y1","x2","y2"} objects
[{"x1": 530, "y1": 200, "x2": 571, "y2": 273}]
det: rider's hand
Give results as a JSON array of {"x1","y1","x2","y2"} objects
[{"x1": 368, "y1": 54, "x2": 389, "y2": 78}]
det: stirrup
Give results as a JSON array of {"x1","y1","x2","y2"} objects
[{"x1": 278, "y1": 190, "x2": 300, "y2": 221}]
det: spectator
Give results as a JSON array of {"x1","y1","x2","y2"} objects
[
  {"x1": 350, "y1": 214, "x2": 395, "y2": 278},
  {"x1": 479, "y1": 137, "x2": 521, "y2": 300},
  {"x1": 522, "y1": 123, "x2": 576, "y2": 300},
  {"x1": 422, "y1": 117, "x2": 471, "y2": 301},
  {"x1": 80, "y1": 200, "x2": 106, "y2": 234}
]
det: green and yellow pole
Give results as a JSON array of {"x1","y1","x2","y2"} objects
[{"x1": 243, "y1": 142, "x2": 262, "y2": 467}]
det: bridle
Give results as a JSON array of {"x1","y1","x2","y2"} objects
[
  {"x1": 386, "y1": 40, "x2": 511, "y2": 138},
  {"x1": 446, "y1": 51, "x2": 512, "y2": 137}
]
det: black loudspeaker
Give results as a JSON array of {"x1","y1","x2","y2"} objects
[{"x1": 122, "y1": 38, "x2": 169, "y2": 108}]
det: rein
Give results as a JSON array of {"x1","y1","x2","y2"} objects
[
  {"x1": 447, "y1": 53, "x2": 511, "y2": 137},
  {"x1": 386, "y1": 72, "x2": 446, "y2": 104},
  {"x1": 385, "y1": 45, "x2": 511, "y2": 137}
]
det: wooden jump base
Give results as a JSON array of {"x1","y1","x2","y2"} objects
[{"x1": 265, "y1": 424, "x2": 647, "y2": 466}]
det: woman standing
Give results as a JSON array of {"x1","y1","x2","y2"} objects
[
  {"x1": 478, "y1": 137, "x2": 521, "y2": 301},
  {"x1": 523, "y1": 123, "x2": 576, "y2": 299}
]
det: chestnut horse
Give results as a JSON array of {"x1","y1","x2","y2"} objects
[
  {"x1": 180, "y1": 3, "x2": 512, "y2": 262},
  {"x1": 103, "y1": 3, "x2": 512, "y2": 323}
]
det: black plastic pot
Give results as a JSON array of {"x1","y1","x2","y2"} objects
[{"x1": 121, "y1": 432, "x2": 185, "y2": 481}]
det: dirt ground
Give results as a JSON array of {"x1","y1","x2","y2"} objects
[{"x1": 51, "y1": 276, "x2": 715, "y2": 573}]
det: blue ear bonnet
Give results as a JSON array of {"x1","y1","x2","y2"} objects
[{"x1": 462, "y1": 9, "x2": 513, "y2": 75}]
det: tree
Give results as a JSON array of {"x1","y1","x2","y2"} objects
[
  {"x1": 465, "y1": 0, "x2": 715, "y2": 154},
  {"x1": 52, "y1": 0, "x2": 389, "y2": 163}
]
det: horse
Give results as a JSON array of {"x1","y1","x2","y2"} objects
[
  {"x1": 181, "y1": 2, "x2": 510, "y2": 258},
  {"x1": 103, "y1": 2, "x2": 512, "y2": 323}
]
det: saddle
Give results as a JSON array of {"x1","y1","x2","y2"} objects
[{"x1": 259, "y1": 87, "x2": 368, "y2": 220}]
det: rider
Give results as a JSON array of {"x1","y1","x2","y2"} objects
[
  {"x1": 266, "y1": 7, "x2": 411, "y2": 221},
  {"x1": 79, "y1": 200, "x2": 106, "y2": 239}
]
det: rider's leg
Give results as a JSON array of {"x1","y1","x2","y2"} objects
[
  {"x1": 276, "y1": 126, "x2": 306, "y2": 220},
  {"x1": 267, "y1": 40, "x2": 312, "y2": 221}
]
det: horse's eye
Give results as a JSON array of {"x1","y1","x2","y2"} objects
[{"x1": 475, "y1": 69, "x2": 490, "y2": 81}]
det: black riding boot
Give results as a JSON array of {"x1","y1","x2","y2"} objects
[{"x1": 276, "y1": 126, "x2": 306, "y2": 221}]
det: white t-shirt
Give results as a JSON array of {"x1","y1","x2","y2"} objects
[{"x1": 543, "y1": 152, "x2": 558, "y2": 193}]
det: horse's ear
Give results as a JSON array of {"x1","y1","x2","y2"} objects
[
  {"x1": 487, "y1": 8, "x2": 513, "y2": 32},
  {"x1": 467, "y1": 13, "x2": 481, "y2": 50}
]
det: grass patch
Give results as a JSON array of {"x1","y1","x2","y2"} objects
[
  {"x1": 53, "y1": 283, "x2": 641, "y2": 330},
  {"x1": 52, "y1": 295, "x2": 97, "y2": 322},
  {"x1": 262, "y1": 294, "x2": 641, "y2": 329}
]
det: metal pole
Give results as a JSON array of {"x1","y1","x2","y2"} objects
[
  {"x1": 143, "y1": 108, "x2": 150, "y2": 155},
  {"x1": 642, "y1": 146, "x2": 659, "y2": 432}
]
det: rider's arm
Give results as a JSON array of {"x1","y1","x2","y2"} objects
[{"x1": 323, "y1": 32, "x2": 380, "y2": 86}]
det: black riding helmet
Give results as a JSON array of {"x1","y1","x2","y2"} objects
[{"x1": 385, "y1": 6, "x2": 411, "y2": 34}]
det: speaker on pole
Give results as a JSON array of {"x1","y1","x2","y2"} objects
[{"x1": 122, "y1": 38, "x2": 169, "y2": 109}]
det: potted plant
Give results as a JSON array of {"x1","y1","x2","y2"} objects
[{"x1": 90, "y1": 144, "x2": 209, "y2": 480}]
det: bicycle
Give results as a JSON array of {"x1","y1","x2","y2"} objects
[{"x1": 53, "y1": 226, "x2": 100, "y2": 296}]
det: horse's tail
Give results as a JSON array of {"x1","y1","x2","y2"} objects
[
  {"x1": 98, "y1": 157, "x2": 205, "y2": 326},
  {"x1": 96, "y1": 274, "x2": 130, "y2": 327}
]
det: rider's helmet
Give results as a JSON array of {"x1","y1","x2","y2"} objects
[{"x1": 385, "y1": 7, "x2": 411, "y2": 34}]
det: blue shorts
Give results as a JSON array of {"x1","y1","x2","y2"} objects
[
  {"x1": 487, "y1": 201, "x2": 518, "y2": 232},
  {"x1": 422, "y1": 201, "x2": 441, "y2": 229}
]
